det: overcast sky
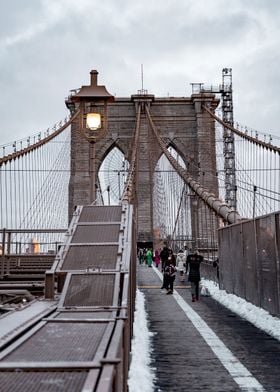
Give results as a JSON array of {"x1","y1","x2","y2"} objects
[{"x1": 1, "y1": 0, "x2": 280, "y2": 144}]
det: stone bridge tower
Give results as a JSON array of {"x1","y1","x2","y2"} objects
[{"x1": 66, "y1": 71, "x2": 219, "y2": 246}]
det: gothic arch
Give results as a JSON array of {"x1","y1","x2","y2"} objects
[{"x1": 98, "y1": 145, "x2": 129, "y2": 205}]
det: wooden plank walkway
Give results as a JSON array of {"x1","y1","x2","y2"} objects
[{"x1": 137, "y1": 264, "x2": 280, "y2": 392}]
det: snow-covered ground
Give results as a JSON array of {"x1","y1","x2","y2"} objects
[
  {"x1": 127, "y1": 289, "x2": 156, "y2": 392},
  {"x1": 201, "y1": 278, "x2": 280, "y2": 342},
  {"x1": 128, "y1": 273, "x2": 280, "y2": 391}
]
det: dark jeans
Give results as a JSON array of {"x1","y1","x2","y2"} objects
[
  {"x1": 190, "y1": 280, "x2": 199, "y2": 299},
  {"x1": 162, "y1": 272, "x2": 167, "y2": 289},
  {"x1": 166, "y1": 275, "x2": 175, "y2": 292}
]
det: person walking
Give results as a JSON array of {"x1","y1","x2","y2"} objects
[
  {"x1": 160, "y1": 245, "x2": 169, "y2": 271},
  {"x1": 213, "y1": 258, "x2": 219, "y2": 281},
  {"x1": 164, "y1": 258, "x2": 176, "y2": 294},
  {"x1": 168, "y1": 249, "x2": 176, "y2": 267},
  {"x1": 183, "y1": 245, "x2": 190, "y2": 264},
  {"x1": 143, "y1": 248, "x2": 147, "y2": 265},
  {"x1": 138, "y1": 248, "x2": 144, "y2": 264},
  {"x1": 160, "y1": 245, "x2": 170, "y2": 289},
  {"x1": 176, "y1": 249, "x2": 185, "y2": 282},
  {"x1": 186, "y1": 250, "x2": 203, "y2": 302},
  {"x1": 146, "y1": 248, "x2": 153, "y2": 267},
  {"x1": 154, "y1": 249, "x2": 160, "y2": 268}
]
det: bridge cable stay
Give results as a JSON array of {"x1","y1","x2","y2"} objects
[
  {"x1": 204, "y1": 105, "x2": 280, "y2": 153},
  {"x1": 121, "y1": 105, "x2": 141, "y2": 203},
  {"x1": 145, "y1": 104, "x2": 241, "y2": 225},
  {"x1": 0, "y1": 110, "x2": 80, "y2": 166},
  {"x1": 206, "y1": 105, "x2": 280, "y2": 217},
  {"x1": 20, "y1": 133, "x2": 70, "y2": 245},
  {"x1": 146, "y1": 116, "x2": 219, "y2": 255},
  {"x1": 120, "y1": 104, "x2": 196, "y2": 249},
  {"x1": 154, "y1": 154, "x2": 219, "y2": 254},
  {"x1": 98, "y1": 147, "x2": 129, "y2": 205},
  {"x1": 153, "y1": 162, "x2": 169, "y2": 239},
  {"x1": 0, "y1": 141, "x2": 69, "y2": 252},
  {"x1": 217, "y1": 129, "x2": 279, "y2": 217},
  {"x1": 214, "y1": 120, "x2": 254, "y2": 218},
  {"x1": 154, "y1": 153, "x2": 189, "y2": 246},
  {"x1": 0, "y1": 115, "x2": 76, "y2": 253},
  {"x1": 170, "y1": 182, "x2": 187, "y2": 246}
]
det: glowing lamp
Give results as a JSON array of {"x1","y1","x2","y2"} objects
[
  {"x1": 69, "y1": 70, "x2": 114, "y2": 142},
  {"x1": 67, "y1": 70, "x2": 114, "y2": 202},
  {"x1": 86, "y1": 113, "x2": 101, "y2": 130}
]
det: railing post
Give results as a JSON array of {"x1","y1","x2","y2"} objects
[
  {"x1": 45, "y1": 271, "x2": 55, "y2": 300},
  {"x1": 7, "y1": 231, "x2": 11, "y2": 275},
  {"x1": 1, "y1": 228, "x2": 5, "y2": 278},
  {"x1": 252, "y1": 185, "x2": 257, "y2": 219},
  {"x1": 7, "y1": 231, "x2": 11, "y2": 254}
]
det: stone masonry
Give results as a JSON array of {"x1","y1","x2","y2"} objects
[{"x1": 67, "y1": 72, "x2": 219, "y2": 244}]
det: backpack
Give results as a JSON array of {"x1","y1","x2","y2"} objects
[{"x1": 165, "y1": 263, "x2": 176, "y2": 277}]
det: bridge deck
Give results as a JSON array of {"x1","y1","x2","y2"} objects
[{"x1": 137, "y1": 264, "x2": 280, "y2": 392}]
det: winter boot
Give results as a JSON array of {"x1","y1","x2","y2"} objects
[{"x1": 192, "y1": 294, "x2": 196, "y2": 302}]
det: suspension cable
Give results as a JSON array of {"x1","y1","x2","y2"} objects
[
  {"x1": 0, "y1": 110, "x2": 79, "y2": 166},
  {"x1": 145, "y1": 104, "x2": 241, "y2": 224},
  {"x1": 204, "y1": 105, "x2": 280, "y2": 154},
  {"x1": 122, "y1": 105, "x2": 141, "y2": 203}
]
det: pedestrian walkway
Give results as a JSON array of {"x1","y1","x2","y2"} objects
[{"x1": 137, "y1": 264, "x2": 280, "y2": 392}]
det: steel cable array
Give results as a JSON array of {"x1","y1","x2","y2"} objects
[
  {"x1": 206, "y1": 106, "x2": 280, "y2": 218},
  {"x1": 0, "y1": 118, "x2": 73, "y2": 252},
  {"x1": 1, "y1": 101, "x2": 279, "y2": 254},
  {"x1": 146, "y1": 105, "x2": 241, "y2": 224}
]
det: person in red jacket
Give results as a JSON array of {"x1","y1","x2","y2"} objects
[
  {"x1": 154, "y1": 249, "x2": 161, "y2": 268},
  {"x1": 186, "y1": 250, "x2": 203, "y2": 302}
]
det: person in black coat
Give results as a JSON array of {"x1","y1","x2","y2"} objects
[
  {"x1": 164, "y1": 258, "x2": 176, "y2": 294},
  {"x1": 160, "y1": 245, "x2": 170, "y2": 289},
  {"x1": 186, "y1": 250, "x2": 203, "y2": 302},
  {"x1": 213, "y1": 258, "x2": 219, "y2": 281}
]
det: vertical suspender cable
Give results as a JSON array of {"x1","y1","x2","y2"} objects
[
  {"x1": 5, "y1": 164, "x2": 7, "y2": 227},
  {"x1": 0, "y1": 166, "x2": 2, "y2": 228},
  {"x1": 18, "y1": 158, "x2": 21, "y2": 228},
  {"x1": 9, "y1": 161, "x2": 12, "y2": 228},
  {"x1": 13, "y1": 159, "x2": 16, "y2": 228}
]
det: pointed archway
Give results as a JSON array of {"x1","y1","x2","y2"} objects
[
  {"x1": 98, "y1": 146, "x2": 129, "y2": 205},
  {"x1": 153, "y1": 146, "x2": 193, "y2": 252}
]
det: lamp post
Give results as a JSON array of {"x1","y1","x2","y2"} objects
[{"x1": 69, "y1": 70, "x2": 114, "y2": 203}]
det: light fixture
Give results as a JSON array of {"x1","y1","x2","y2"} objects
[
  {"x1": 86, "y1": 113, "x2": 101, "y2": 130},
  {"x1": 69, "y1": 70, "x2": 114, "y2": 142},
  {"x1": 66, "y1": 70, "x2": 114, "y2": 203}
]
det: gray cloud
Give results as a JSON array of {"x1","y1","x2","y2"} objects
[{"x1": 0, "y1": 0, "x2": 280, "y2": 144}]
